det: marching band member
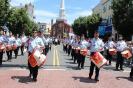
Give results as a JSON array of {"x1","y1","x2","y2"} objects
[
  {"x1": 0, "y1": 30, "x2": 5, "y2": 66},
  {"x1": 28, "y1": 30, "x2": 44, "y2": 82},
  {"x1": 105, "y1": 37, "x2": 116, "y2": 65},
  {"x1": 88, "y1": 31, "x2": 104, "y2": 81},
  {"x1": 37, "y1": 31, "x2": 46, "y2": 55},
  {"x1": 63, "y1": 38, "x2": 67, "y2": 52},
  {"x1": 49, "y1": 37, "x2": 53, "y2": 51},
  {"x1": 74, "y1": 36, "x2": 81, "y2": 67},
  {"x1": 130, "y1": 44, "x2": 133, "y2": 78},
  {"x1": 65, "y1": 38, "x2": 69, "y2": 54},
  {"x1": 14, "y1": 34, "x2": 21, "y2": 59},
  {"x1": 0, "y1": 29, "x2": 9, "y2": 64},
  {"x1": 71, "y1": 38, "x2": 75, "y2": 60},
  {"x1": 6, "y1": 32, "x2": 15, "y2": 61},
  {"x1": 78, "y1": 36, "x2": 89, "y2": 69},
  {"x1": 63, "y1": 37, "x2": 66, "y2": 52},
  {"x1": 67, "y1": 37, "x2": 73, "y2": 56},
  {"x1": 54, "y1": 38, "x2": 58, "y2": 46},
  {"x1": 45, "y1": 36, "x2": 50, "y2": 55},
  {"x1": 116, "y1": 37, "x2": 127, "y2": 71},
  {"x1": 21, "y1": 33, "x2": 27, "y2": 55}
]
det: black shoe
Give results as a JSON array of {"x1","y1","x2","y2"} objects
[
  {"x1": 88, "y1": 76, "x2": 92, "y2": 79},
  {"x1": 8, "y1": 59, "x2": 11, "y2": 62},
  {"x1": 120, "y1": 69, "x2": 124, "y2": 71},
  {"x1": 77, "y1": 67, "x2": 81, "y2": 70},
  {"x1": 130, "y1": 73, "x2": 133, "y2": 78},
  {"x1": 130, "y1": 75, "x2": 132, "y2": 78},
  {"x1": 115, "y1": 68, "x2": 119, "y2": 71},
  {"x1": 95, "y1": 78, "x2": 99, "y2": 82},
  {"x1": 81, "y1": 67, "x2": 84, "y2": 69},
  {"x1": 0, "y1": 64, "x2": 2, "y2": 66},
  {"x1": 29, "y1": 74, "x2": 32, "y2": 78},
  {"x1": 33, "y1": 78, "x2": 37, "y2": 82}
]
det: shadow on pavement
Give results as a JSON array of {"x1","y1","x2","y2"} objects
[
  {"x1": 11, "y1": 76, "x2": 34, "y2": 84},
  {"x1": 66, "y1": 66, "x2": 81, "y2": 70},
  {"x1": 0, "y1": 64, "x2": 27, "y2": 68},
  {"x1": 116, "y1": 76, "x2": 133, "y2": 82},
  {"x1": 66, "y1": 61, "x2": 76, "y2": 64},
  {"x1": 66, "y1": 58, "x2": 73, "y2": 60},
  {"x1": 72, "y1": 76, "x2": 97, "y2": 83},
  {"x1": 103, "y1": 66, "x2": 116, "y2": 71}
]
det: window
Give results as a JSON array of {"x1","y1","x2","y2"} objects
[{"x1": 103, "y1": 6, "x2": 106, "y2": 13}]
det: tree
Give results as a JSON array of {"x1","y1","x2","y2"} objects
[
  {"x1": 0, "y1": 0, "x2": 10, "y2": 26},
  {"x1": 72, "y1": 14, "x2": 101, "y2": 38},
  {"x1": 86, "y1": 14, "x2": 101, "y2": 38},
  {"x1": 7, "y1": 8, "x2": 37, "y2": 35},
  {"x1": 72, "y1": 16, "x2": 87, "y2": 36},
  {"x1": 112, "y1": 0, "x2": 133, "y2": 40}
]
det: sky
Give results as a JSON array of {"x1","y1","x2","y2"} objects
[{"x1": 10, "y1": 0, "x2": 100, "y2": 24}]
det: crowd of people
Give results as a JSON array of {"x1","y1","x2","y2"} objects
[
  {"x1": 62, "y1": 31, "x2": 133, "y2": 81},
  {"x1": 0, "y1": 28, "x2": 53, "y2": 82},
  {"x1": 0, "y1": 27, "x2": 133, "y2": 82}
]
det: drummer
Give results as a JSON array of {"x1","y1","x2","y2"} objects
[
  {"x1": 105, "y1": 37, "x2": 116, "y2": 65},
  {"x1": 78, "y1": 35, "x2": 89, "y2": 69},
  {"x1": 74, "y1": 36, "x2": 80, "y2": 64},
  {"x1": 67, "y1": 37, "x2": 73, "y2": 56},
  {"x1": 6, "y1": 32, "x2": 15, "y2": 61},
  {"x1": 0, "y1": 30, "x2": 6, "y2": 66},
  {"x1": 116, "y1": 37, "x2": 127, "y2": 71},
  {"x1": 28, "y1": 30, "x2": 44, "y2": 82},
  {"x1": 88, "y1": 30, "x2": 104, "y2": 81},
  {"x1": 21, "y1": 33, "x2": 27, "y2": 55},
  {"x1": 130, "y1": 44, "x2": 133, "y2": 78},
  {"x1": 14, "y1": 34, "x2": 21, "y2": 59}
]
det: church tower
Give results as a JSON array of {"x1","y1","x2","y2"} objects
[
  {"x1": 51, "y1": 0, "x2": 72, "y2": 38},
  {"x1": 59, "y1": 0, "x2": 65, "y2": 20}
]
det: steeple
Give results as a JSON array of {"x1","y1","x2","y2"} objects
[{"x1": 59, "y1": 0, "x2": 65, "y2": 20}]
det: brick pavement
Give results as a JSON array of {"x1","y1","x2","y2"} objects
[{"x1": 0, "y1": 69, "x2": 133, "y2": 88}]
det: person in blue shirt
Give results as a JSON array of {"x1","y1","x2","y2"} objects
[
  {"x1": 88, "y1": 31, "x2": 104, "y2": 82},
  {"x1": 28, "y1": 30, "x2": 44, "y2": 82},
  {"x1": 0, "y1": 30, "x2": 5, "y2": 66}
]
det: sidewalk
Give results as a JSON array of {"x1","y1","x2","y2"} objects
[{"x1": 0, "y1": 69, "x2": 133, "y2": 88}]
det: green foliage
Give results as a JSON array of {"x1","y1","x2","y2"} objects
[
  {"x1": 7, "y1": 8, "x2": 37, "y2": 35},
  {"x1": 112, "y1": 0, "x2": 133, "y2": 40},
  {"x1": 0, "y1": 0, "x2": 37, "y2": 35},
  {"x1": 0, "y1": 0, "x2": 10, "y2": 25},
  {"x1": 72, "y1": 14, "x2": 101, "y2": 38}
]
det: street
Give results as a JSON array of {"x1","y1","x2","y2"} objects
[{"x1": 0, "y1": 44, "x2": 133, "y2": 88}]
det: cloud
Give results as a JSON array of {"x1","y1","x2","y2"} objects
[
  {"x1": 35, "y1": 17, "x2": 51, "y2": 23},
  {"x1": 67, "y1": 7, "x2": 83, "y2": 11},
  {"x1": 35, "y1": 9, "x2": 92, "y2": 24},
  {"x1": 75, "y1": 10, "x2": 92, "y2": 17},
  {"x1": 66, "y1": 10, "x2": 92, "y2": 24},
  {"x1": 34, "y1": 10, "x2": 58, "y2": 23},
  {"x1": 10, "y1": 0, "x2": 36, "y2": 6},
  {"x1": 34, "y1": 10, "x2": 58, "y2": 18}
]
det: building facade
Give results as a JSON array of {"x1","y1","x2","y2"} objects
[
  {"x1": 93, "y1": 0, "x2": 118, "y2": 40},
  {"x1": 51, "y1": 20, "x2": 71, "y2": 38},
  {"x1": 51, "y1": 0, "x2": 72, "y2": 38},
  {"x1": 38, "y1": 23, "x2": 51, "y2": 35},
  {"x1": 15, "y1": 3, "x2": 34, "y2": 20},
  {"x1": 25, "y1": 3, "x2": 34, "y2": 20}
]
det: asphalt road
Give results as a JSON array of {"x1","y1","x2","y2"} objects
[
  {"x1": 0, "y1": 44, "x2": 133, "y2": 88},
  {"x1": 0, "y1": 44, "x2": 131, "y2": 72}
]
